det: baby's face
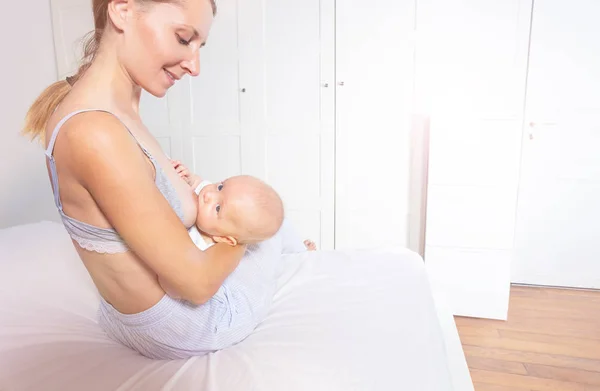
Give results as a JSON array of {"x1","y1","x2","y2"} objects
[
  {"x1": 195, "y1": 176, "x2": 283, "y2": 245},
  {"x1": 195, "y1": 179, "x2": 242, "y2": 239}
]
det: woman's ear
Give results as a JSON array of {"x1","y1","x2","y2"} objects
[
  {"x1": 107, "y1": 0, "x2": 133, "y2": 32},
  {"x1": 213, "y1": 236, "x2": 238, "y2": 247}
]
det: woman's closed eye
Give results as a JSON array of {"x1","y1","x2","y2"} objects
[{"x1": 177, "y1": 35, "x2": 191, "y2": 46}]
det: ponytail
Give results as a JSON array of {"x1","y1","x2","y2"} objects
[
  {"x1": 21, "y1": 30, "x2": 96, "y2": 144},
  {"x1": 21, "y1": 80, "x2": 72, "y2": 143}
]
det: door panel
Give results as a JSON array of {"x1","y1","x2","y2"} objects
[
  {"x1": 334, "y1": 0, "x2": 416, "y2": 250},
  {"x1": 513, "y1": 0, "x2": 600, "y2": 289},
  {"x1": 235, "y1": 0, "x2": 335, "y2": 249},
  {"x1": 418, "y1": 0, "x2": 532, "y2": 319},
  {"x1": 182, "y1": 0, "x2": 241, "y2": 177},
  {"x1": 263, "y1": 1, "x2": 322, "y2": 134},
  {"x1": 50, "y1": 0, "x2": 93, "y2": 79}
]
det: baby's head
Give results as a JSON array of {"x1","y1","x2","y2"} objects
[{"x1": 195, "y1": 175, "x2": 284, "y2": 246}]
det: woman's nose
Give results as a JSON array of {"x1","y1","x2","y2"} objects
[{"x1": 182, "y1": 50, "x2": 200, "y2": 77}]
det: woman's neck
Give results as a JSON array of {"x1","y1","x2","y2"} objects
[{"x1": 79, "y1": 47, "x2": 142, "y2": 117}]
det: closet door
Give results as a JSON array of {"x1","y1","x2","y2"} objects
[
  {"x1": 180, "y1": 0, "x2": 242, "y2": 180},
  {"x1": 334, "y1": 0, "x2": 416, "y2": 250},
  {"x1": 418, "y1": 0, "x2": 532, "y2": 319},
  {"x1": 185, "y1": 0, "x2": 335, "y2": 249},
  {"x1": 50, "y1": 0, "x2": 93, "y2": 81},
  {"x1": 238, "y1": 0, "x2": 336, "y2": 249},
  {"x1": 512, "y1": 0, "x2": 600, "y2": 289},
  {"x1": 49, "y1": 0, "x2": 182, "y2": 159}
]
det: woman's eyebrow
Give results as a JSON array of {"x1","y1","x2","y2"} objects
[{"x1": 185, "y1": 26, "x2": 207, "y2": 46}]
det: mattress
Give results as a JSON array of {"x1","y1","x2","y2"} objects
[{"x1": 0, "y1": 221, "x2": 471, "y2": 391}]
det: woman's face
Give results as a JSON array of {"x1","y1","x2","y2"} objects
[{"x1": 121, "y1": 0, "x2": 214, "y2": 97}]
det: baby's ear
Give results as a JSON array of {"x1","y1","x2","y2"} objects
[{"x1": 213, "y1": 236, "x2": 238, "y2": 247}]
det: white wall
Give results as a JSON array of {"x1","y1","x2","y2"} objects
[{"x1": 0, "y1": 0, "x2": 60, "y2": 228}]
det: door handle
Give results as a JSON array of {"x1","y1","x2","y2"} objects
[
  {"x1": 528, "y1": 121, "x2": 556, "y2": 140},
  {"x1": 529, "y1": 121, "x2": 556, "y2": 127}
]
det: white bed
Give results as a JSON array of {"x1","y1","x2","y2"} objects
[{"x1": 0, "y1": 221, "x2": 472, "y2": 391}]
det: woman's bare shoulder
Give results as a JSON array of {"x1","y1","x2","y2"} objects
[{"x1": 52, "y1": 110, "x2": 141, "y2": 165}]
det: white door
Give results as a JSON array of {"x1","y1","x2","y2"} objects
[
  {"x1": 179, "y1": 0, "x2": 243, "y2": 181},
  {"x1": 418, "y1": 0, "x2": 532, "y2": 319},
  {"x1": 249, "y1": 0, "x2": 335, "y2": 250},
  {"x1": 49, "y1": 0, "x2": 182, "y2": 159},
  {"x1": 334, "y1": 0, "x2": 416, "y2": 251},
  {"x1": 512, "y1": 0, "x2": 600, "y2": 289},
  {"x1": 49, "y1": 0, "x2": 93, "y2": 81},
  {"x1": 184, "y1": 0, "x2": 335, "y2": 249}
]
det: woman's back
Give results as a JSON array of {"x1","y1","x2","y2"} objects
[{"x1": 44, "y1": 81, "x2": 198, "y2": 313}]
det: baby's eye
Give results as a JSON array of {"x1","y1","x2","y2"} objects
[
  {"x1": 217, "y1": 184, "x2": 223, "y2": 191},
  {"x1": 216, "y1": 204, "x2": 221, "y2": 213}
]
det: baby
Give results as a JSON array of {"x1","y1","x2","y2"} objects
[
  {"x1": 171, "y1": 160, "x2": 316, "y2": 251},
  {"x1": 160, "y1": 160, "x2": 316, "y2": 301}
]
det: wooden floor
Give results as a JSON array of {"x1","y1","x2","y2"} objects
[{"x1": 456, "y1": 285, "x2": 600, "y2": 391}]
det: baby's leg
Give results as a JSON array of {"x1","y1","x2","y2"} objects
[{"x1": 217, "y1": 233, "x2": 284, "y2": 323}]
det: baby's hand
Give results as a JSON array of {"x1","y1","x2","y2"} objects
[
  {"x1": 171, "y1": 159, "x2": 203, "y2": 189},
  {"x1": 171, "y1": 159, "x2": 193, "y2": 185}
]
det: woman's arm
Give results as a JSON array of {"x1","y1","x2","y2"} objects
[{"x1": 64, "y1": 112, "x2": 244, "y2": 305}]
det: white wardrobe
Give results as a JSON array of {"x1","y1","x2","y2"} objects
[
  {"x1": 50, "y1": 0, "x2": 417, "y2": 252},
  {"x1": 180, "y1": 0, "x2": 418, "y2": 252}
]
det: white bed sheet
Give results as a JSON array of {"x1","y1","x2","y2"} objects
[{"x1": 0, "y1": 221, "x2": 471, "y2": 391}]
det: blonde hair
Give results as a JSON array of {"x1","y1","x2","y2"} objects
[{"x1": 22, "y1": 0, "x2": 216, "y2": 143}]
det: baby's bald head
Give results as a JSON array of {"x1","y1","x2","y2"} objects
[{"x1": 225, "y1": 176, "x2": 284, "y2": 244}]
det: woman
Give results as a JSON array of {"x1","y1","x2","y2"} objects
[{"x1": 22, "y1": 0, "x2": 275, "y2": 359}]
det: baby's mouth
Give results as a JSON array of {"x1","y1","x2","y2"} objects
[{"x1": 195, "y1": 180, "x2": 213, "y2": 203}]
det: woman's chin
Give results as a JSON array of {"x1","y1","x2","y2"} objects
[
  {"x1": 140, "y1": 80, "x2": 169, "y2": 98},
  {"x1": 144, "y1": 86, "x2": 168, "y2": 98}
]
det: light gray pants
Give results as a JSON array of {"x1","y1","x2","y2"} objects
[{"x1": 98, "y1": 232, "x2": 286, "y2": 360}]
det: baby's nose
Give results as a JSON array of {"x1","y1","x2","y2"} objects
[{"x1": 203, "y1": 190, "x2": 214, "y2": 203}]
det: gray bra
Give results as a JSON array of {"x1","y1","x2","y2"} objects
[{"x1": 45, "y1": 109, "x2": 185, "y2": 254}]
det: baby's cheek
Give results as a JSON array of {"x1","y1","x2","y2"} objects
[
  {"x1": 195, "y1": 205, "x2": 208, "y2": 227},
  {"x1": 223, "y1": 218, "x2": 243, "y2": 238}
]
